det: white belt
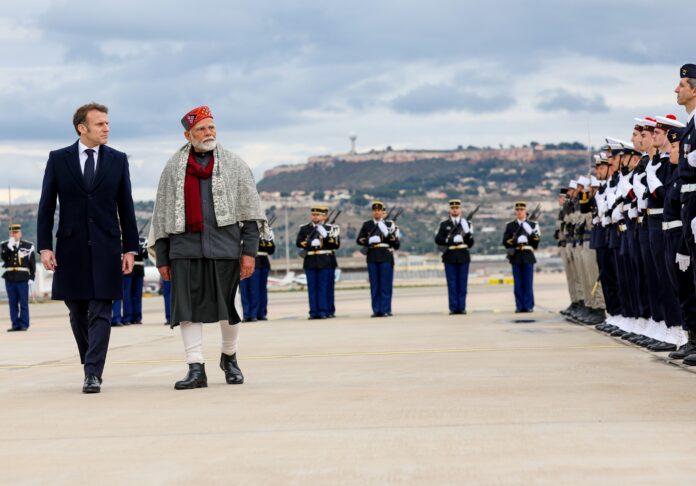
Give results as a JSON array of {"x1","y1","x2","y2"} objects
[
  {"x1": 447, "y1": 244, "x2": 469, "y2": 250},
  {"x1": 682, "y1": 184, "x2": 696, "y2": 193},
  {"x1": 134, "y1": 261, "x2": 144, "y2": 266},
  {"x1": 647, "y1": 208, "x2": 663, "y2": 215},
  {"x1": 371, "y1": 243, "x2": 391, "y2": 248},
  {"x1": 4, "y1": 267, "x2": 29, "y2": 272},
  {"x1": 663, "y1": 220, "x2": 683, "y2": 230},
  {"x1": 257, "y1": 251, "x2": 268, "y2": 256},
  {"x1": 517, "y1": 245, "x2": 534, "y2": 251},
  {"x1": 307, "y1": 250, "x2": 333, "y2": 256}
]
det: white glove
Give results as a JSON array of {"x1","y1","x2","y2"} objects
[
  {"x1": 368, "y1": 235, "x2": 381, "y2": 245},
  {"x1": 522, "y1": 221, "x2": 533, "y2": 234},
  {"x1": 517, "y1": 235, "x2": 528, "y2": 244},
  {"x1": 645, "y1": 171, "x2": 662, "y2": 193},
  {"x1": 692, "y1": 217, "x2": 696, "y2": 243},
  {"x1": 452, "y1": 234, "x2": 464, "y2": 244},
  {"x1": 310, "y1": 238, "x2": 321, "y2": 247},
  {"x1": 688, "y1": 151, "x2": 696, "y2": 168},
  {"x1": 316, "y1": 225, "x2": 328, "y2": 238},
  {"x1": 460, "y1": 219, "x2": 471, "y2": 234},
  {"x1": 676, "y1": 253, "x2": 691, "y2": 272},
  {"x1": 628, "y1": 207, "x2": 638, "y2": 219},
  {"x1": 601, "y1": 215, "x2": 611, "y2": 227},
  {"x1": 592, "y1": 216, "x2": 599, "y2": 225},
  {"x1": 377, "y1": 221, "x2": 389, "y2": 236},
  {"x1": 7, "y1": 237, "x2": 17, "y2": 249}
]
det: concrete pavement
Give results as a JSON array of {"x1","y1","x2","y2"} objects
[{"x1": 2, "y1": 275, "x2": 696, "y2": 485}]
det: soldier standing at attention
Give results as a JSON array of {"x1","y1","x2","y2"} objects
[
  {"x1": 2, "y1": 224, "x2": 36, "y2": 332},
  {"x1": 357, "y1": 201, "x2": 400, "y2": 318},
  {"x1": 296, "y1": 206, "x2": 339, "y2": 319},
  {"x1": 434, "y1": 199, "x2": 474, "y2": 315},
  {"x1": 240, "y1": 223, "x2": 275, "y2": 322},
  {"x1": 502, "y1": 202, "x2": 541, "y2": 313}
]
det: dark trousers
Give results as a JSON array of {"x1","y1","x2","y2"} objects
[
  {"x1": 328, "y1": 268, "x2": 336, "y2": 316},
  {"x1": 64, "y1": 299, "x2": 112, "y2": 378},
  {"x1": 638, "y1": 226, "x2": 663, "y2": 322},
  {"x1": 122, "y1": 274, "x2": 144, "y2": 322},
  {"x1": 240, "y1": 267, "x2": 269, "y2": 319},
  {"x1": 444, "y1": 262, "x2": 469, "y2": 312},
  {"x1": 162, "y1": 280, "x2": 171, "y2": 322},
  {"x1": 596, "y1": 248, "x2": 620, "y2": 316},
  {"x1": 111, "y1": 299, "x2": 122, "y2": 324},
  {"x1": 648, "y1": 228, "x2": 680, "y2": 327},
  {"x1": 511, "y1": 263, "x2": 534, "y2": 311},
  {"x1": 665, "y1": 228, "x2": 696, "y2": 331},
  {"x1": 368, "y1": 262, "x2": 394, "y2": 315},
  {"x1": 305, "y1": 268, "x2": 331, "y2": 318},
  {"x1": 5, "y1": 280, "x2": 29, "y2": 329}
]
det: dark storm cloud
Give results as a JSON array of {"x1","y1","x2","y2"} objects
[{"x1": 536, "y1": 89, "x2": 609, "y2": 113}]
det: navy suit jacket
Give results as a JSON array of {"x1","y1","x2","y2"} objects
[{"x1": 37, "y1": 141, "x2": 139, "y2": 300}]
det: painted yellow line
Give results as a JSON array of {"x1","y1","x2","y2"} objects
[{"x1": 0, "y1": 344, "x2": 624, "y2": 370}]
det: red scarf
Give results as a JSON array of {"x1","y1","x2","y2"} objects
[{"x1": 184, "y1": 149, "x2": 215, "y2": 233}]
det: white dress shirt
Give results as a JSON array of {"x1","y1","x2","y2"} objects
[{"x1": 78, "y1": 141, "x2": 100, "y2": 174}]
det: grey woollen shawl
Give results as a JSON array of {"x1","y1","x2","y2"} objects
[{"x1": 148, "y1": 143, "x2": 269, "y2": 263}]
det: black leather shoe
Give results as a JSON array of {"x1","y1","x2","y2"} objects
[
  {"x1": 669, "y1": 342, "x2": 696, "y2": 360},
  {"x1": 610, "y1": 329, "x2": 626, "y2": 337},
  {"x1": 82, "y1": 375, "x2": 101, "y2": 394},
  {"x1": 219, "y1": 353, "x2": 244, "y2": 384},
  {"x1": 130, "y1": 321, "x2": 142, "y2": 325},
  {"x1": 111, "y1": 322, "x2": 124, "y2": 327},
  {"x1": 258, "y1": 317, "x2": 268, "y2": 321},
  {"x1": 648, "y1": 341, "x2": 677, "y2": 352},
  {"x1": 244, "y1": 318, "x2": 257, "y2": 322},
  {"x1": 682, "y1": 353, "x2": 696, "y2": 366},
  {"x1": 370, "y1": 313, "x2": 384, "y2": 318},
  {"x1": 7, "y1": 327, "x2": 27, "y2": 332},
  {"x1": 174, "y1": 363, "x2": 208, "y2": 390}
]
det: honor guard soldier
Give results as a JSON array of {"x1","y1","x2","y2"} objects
[
  {"x1": 357, "y1": 201, "x2": 400, "y2": 317},
  {"x1": 434, "y1": 199, "x2": 474, "y2": 314},
  {"x1": 2, "y1": 224, "x2": 36, "y2": 332},
  {"x1": 122, "y1": 236, "x2": 149, "y2": 325},
  {"x1": 296, "y1": 206, "x2": 340, "y2": 319},
  {"x1": 240, "y1": 225, "x2": 275, "y2": 321},
  {"x1": 322, "y1": 209, "x2": 341, "y2": 318},
  {"x1": 502, "y1": 202, "x2": 540, "y2": 313}
]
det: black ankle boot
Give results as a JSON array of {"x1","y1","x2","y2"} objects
[
  {"x1": 174, "y1": 363, "x2": 208, "y2": 390},
  {"x1": 220, "y1": 353, "x2": 244, "y2": 384},
  {"x1": 670, "y1": 330, "x2": 696, "y2": 360}
]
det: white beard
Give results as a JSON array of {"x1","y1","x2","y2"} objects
[{"x1": 192, "y1": 139, "x2": 217, "y2": 152}]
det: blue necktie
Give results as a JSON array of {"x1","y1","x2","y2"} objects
[{"x1": 84, "y1": 149, "x2": 95, "y2": 188}]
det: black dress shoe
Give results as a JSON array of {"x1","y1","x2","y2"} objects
[
  {"x1": 610, "y1": 329, "x2": 626, "y2": 337},
  {"x1": 370, "y1": 313, "x2": 383, "y2": 318},
  {"x1": 164, "y1": 320, "x2": 171, "y2": 326},
  {"x1": 328, "y1": 314, "x2": 336, "y2": 318},
  {"x1": 669, "y1": 342, "x2": 696, "y2": 360},
  {"x1": 82, "y1": 375, "x2": 101, "y2": 394},
  {"x1": 258, "y1": 317, "x2": 268, "y2": 321},
  {"x1": 244, "y1": 318, "x2": 257, "y2": 323},
  {"x1": 683, "y1": 353, "x2": 696, "y2": 366},
  {"x1": 130, "y1": 321, "x2": 142, "y2": 325},
  {"x1": 7, "y1": 327, "x2": 27, "y2": 332},
  {"x1": 174, "y1": 363, "x2": 208, "y2": 390},
  {"x1": 111, "y1": 322, "x2": 124, "y2": 327},
  {"x1": 219, "y1": 353, "x2": 244, "y2": 384},
  {"x1": 648, "y1": 341, "x2": 677, "y2": 352}
]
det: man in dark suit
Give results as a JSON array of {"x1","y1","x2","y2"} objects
[
  {"x1": 502, "y1": 202, "x2": 541, "y2": 313},
  {"x1": 37, "y1": 102, "x2": 139, "y2": 393}
]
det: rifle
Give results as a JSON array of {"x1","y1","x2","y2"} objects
[
  {"x1": 267, "y1": 215, "x2": 277, "y2": 227},
  {"x1": 506, "y1": 204, "x2": 541, "y2": 261},
  {"x1": 328, "y1": 209, "x2": 341, "y2": 225},
  {"x1": 438, "y1": 205, "x2": 480, "y2": 253}
]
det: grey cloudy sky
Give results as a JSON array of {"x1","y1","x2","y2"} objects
[{"x1": 0, "y1": 0, "x2": 691, "y2": 202}]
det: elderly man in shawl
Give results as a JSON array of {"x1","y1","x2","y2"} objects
[{"x1": 150, "y1": 106, "x2": 267, "y2": 390}]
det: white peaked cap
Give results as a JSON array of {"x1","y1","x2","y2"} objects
[{"x1": 577, "y1": 176, "x2": 590, "y2": 187}]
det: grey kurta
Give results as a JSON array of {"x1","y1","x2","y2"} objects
[{"x1": 155, "y1": 151, "x2": 260, "y2": 327}]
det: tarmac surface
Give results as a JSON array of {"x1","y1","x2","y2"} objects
[{"x1": 2, "y1": 273, "x2": 696, "y2": 485}]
